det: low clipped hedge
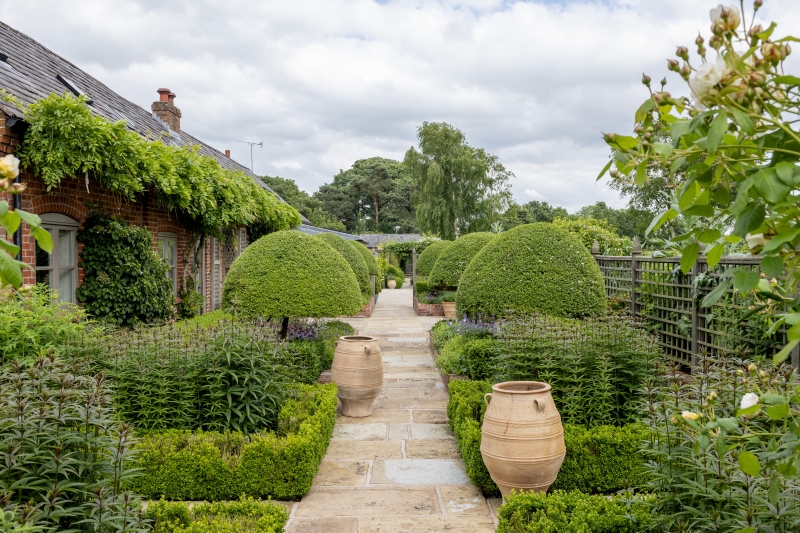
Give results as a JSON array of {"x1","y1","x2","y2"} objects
[
  {"x1": 146, "y1": 497, "x2": 288, "y2": 533},
  {"x1": 429, "y1": 232, "x2": 495, "y2": 289},
  {"x1": 497, "y1": 490, "x2": 654, "y2": 533},
  {"x1": 350, "y1": 240, "x2": 381, "y2": 294},
  {"x1": 447, "y1": 380, "x2": 650, "y2": 496},
  {"x1": 315, "y1": 233, "x2": 371, "y2": 296},
  {"x1": 222, "y1": 230, "x2": 362, "y2": 319},
  {"x1": 127, "y1": 383, "x2": 337, "y2": 501},
  {"x1": 462, "y1": 338, "x2": 501, "y2": 381},
  {"x1": 416, "y1": 240, "x2": 452, "y2": 277},
  {"x1": 457, "y1": 223, "x2": 606, "y2": 318}
]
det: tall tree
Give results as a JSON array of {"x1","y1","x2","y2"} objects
[
  {"x1": 403, "y1": 122, "x2": 512, "y2": 239},
  {"x1": 260, "y1": 175, "x2": 346, "y2": 231}
]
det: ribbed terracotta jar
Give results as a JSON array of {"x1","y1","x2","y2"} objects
[
  {"x1": 442, "y1": 302, "x2": 457, "y2": 319},
  {"x1": 331, "y1": 335, "x2": 383, "y2": 417},
  {"x1": 480, "y1": 381, "x2": 566, "y2": 498}
]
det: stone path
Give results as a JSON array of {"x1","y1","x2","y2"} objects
[{"x1": 284, "y1": 286, "x2": 498, "y2": 532}]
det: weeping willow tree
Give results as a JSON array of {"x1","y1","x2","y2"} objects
[{"x1": 403, "y1": 122, "x2": 513, "y2": 240}]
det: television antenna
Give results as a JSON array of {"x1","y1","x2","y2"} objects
[{"x1": 237, "y1": 141, "x2": 263, "y2": 172}]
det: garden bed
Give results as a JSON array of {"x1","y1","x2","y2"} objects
[
  {"x1": 414, "y1": 296, "x2": 445, "y2": 316},
  {"x1": 146, "y1": 497, "x2": 289, "y2": 533}
]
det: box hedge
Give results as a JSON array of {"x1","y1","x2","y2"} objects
[
  {"x1": 350, "y1": 240, "x2": 379, "y2": 275},
  {"x1": 456, "y1": 223, "x2": 606, "y2": 318},
  {"x1": 497, "y1": 490, "x2": 654, "y2": 533},
  {"x1": 315, "y1": 233, "x2": 371, "y2": 296},
  {"x1": 429, "y1": 232, "x2": 495, "y2": 289},
  {"x1": 126, "y1": 383, "x2": 337, "y2": 501},
  {"x1": 386, "y1": 264, "x2": 405, "y2": 288},
  {"x1": 415, "y1": 240, "x2": 452, "y2": 277},
  {"x1": 222, "y1": 230, "x2": 362, "y2": 319},
  {"x1": 146, "y1": 497, "x2": 288, "y2": 533},
  {"x1": 446, "y1": 380, "x2": 650, "y2": 496}
]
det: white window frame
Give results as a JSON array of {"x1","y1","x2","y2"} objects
[
  {"x1": 35, "y1": 213, "x2": 79, "y2": 303},
  {"x1": 158, "y1": 232, "x2": 179, "y2": 296}
]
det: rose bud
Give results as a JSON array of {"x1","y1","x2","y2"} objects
[
  {"x1": 642, "y1": 74, "x2": 652, "y2": 86},
  {"x1": 676, "y1": 46, "x2": 689, "y2": 61},
  {"x1": 8, "y1": 182, "x2": 26, "y2": 194},
  {"x1": 680, "y1": 64, "x2": 692, "y2": 80},
  {"x1": 668, "y1": 59, "x2": 680, "y2": 72},
  {"x1": 603, "y1": 133, "x2": 616, "y2": 143}
]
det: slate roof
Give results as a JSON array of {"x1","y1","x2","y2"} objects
[
  {"x1": 0, "y1": 21, "x2": 312, "y2": 221},
  {"x1": 359, "y1": 234, "x2": 422, "y2": 249},
  {"x1": 296, "y1": 224, "x2": 366, "y2": 243}
]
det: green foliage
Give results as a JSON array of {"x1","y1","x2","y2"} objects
[
  {"x1": 314, "y1": 157, "x2": 417, "y2": 233},
  {"x1": 495, "y1": 313, "x2": 660, "y2": 427},
  {"x1": 403, "y1": 122, "x2": 512, "y2": 239},
  {"x1": 415, "y1": 240, "x2": 452, "y2": 277},
  {"x1": 415, "y1": 280, "x2": 429, "y2": 293},
  {"x1": 350, "y1": 240, "x2": 380, "y2": 275},
  {"x1": 0, "y1": 356, "x2": 145, "y2": 531},
  {"x1": 497, "y1": 490, "x2": 653, "y2": 533},
  {"x1": 429, "y1": 232, "x2": 495, "y2": 289},
  {"x1": 260, "y1": 175, "x2": 346, "y2": 231},
  {"x1": 456, "y1": 223, "x2": 606, "y2": 318},
  {"x1": 435, "y1": 336, "x2": 469, "y2": 376},
  {"x1": 15, "y1": 93, "x2": 300, "y2": 237},
  {"x1": 314, "y1": 233, "x2": 371, "y2": 296},
  {"x1": 146, "y1": 498, "x2": 288, "y2": 533},
  {"x1": 127, "y1": 384, "x2": 338, "y2": 501},
  {"x1": 176, "y1": 309, "x2": 232, "y2": 329},
  {"x1": 644, "y1": 357, "x2": 800, "y2": 532},
  {"x1": 461, "y1": 338, "x2": 501, "y2": 381},
  {"x1": 552, "y1": 216, "x2": 625, "y2": 255},
  {"x1": 386, "y1": 264, "x2": 405, "y2": 289},
  {"x1": 318, "y1": 320, "x2": 355, "y2": 369},
  {"x1": 222, "y1": 230, "x2": 362, "y2": 319},
  {"x1": 447, "y1": 380, "x2": 651, "y2": 498},
  {"x1": 0, "y1": 286, "x2": 92, "y2": 362},
  {"x1": 176, "y1": 288, "x2": 204, "y2": 320},
  {"x1": 381, "y1": 238, "x2": 438, "y2": 267},
  {"x1": 575, "y1": 201, "x2": 653, "y2": 241},
  {"x1": 76, "y1": 214, "x2": 174, "y2": 326}
]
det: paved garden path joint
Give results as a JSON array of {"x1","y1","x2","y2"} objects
[{"x1": 285, "y1": 287, "x2": 499, "y2": 532}]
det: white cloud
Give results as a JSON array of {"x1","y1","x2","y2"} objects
[
  {"x1": 2, "y1": 0, "x2": 800, "y2": 211},
  {"x1": 524, "y1": 189, "x2": 544, "y2": 200}
]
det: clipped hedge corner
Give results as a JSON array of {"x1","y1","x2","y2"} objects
[
  {"x1": 446, "y1": 380, "x2": 650, "y2": 497},
  {"x1": 315, "y1": 233, "x2": 371, "y2": 296},
  {"x1": 222, "y1": 230, "x2": 362, "y2": 318},
  {"x1": 429, "y1": 232, "x2": 495, "y2": 289},
  {"x1": 415, "y1": 240, "x2": 452, "y2": 277},
  {"x1": 457, "y1": 223, "x2": 606, "y2": 318},
  {"x1": 350, "y1": 240, "x2": 380, "y2": 276},
  {"x1": 127, "y1": 383, "x2": 338, "y2": 501}
]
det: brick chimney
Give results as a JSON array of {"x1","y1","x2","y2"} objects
[
  {"x1": 151, "y1": 88, "x2": 181, "y2": 132},
  {"x1": 225, "y1": 150, "x2": 231, "y2": 157}
]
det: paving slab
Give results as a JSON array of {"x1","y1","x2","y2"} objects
[
  {"x1": 313, "y1": 460, "x2": 370, "y2": 486},
  {"x1": 357, "y1": 516, "x2": 496, "y2": 532},
  {"x1": 404, "y1": 439, "x2": 461, "y2": 459},
  {"x1": 441, "y1": 485, "x2": 491, "y2": 515},
  {"x1": 370, "y1": 459, "x2": 471, "y2": 485},
  {"x1": 388, "y1": 388, "x2": 419, "y2": 397},
  {"x1": 410, "y1": 423, "x2": 455, "y2": 440},
  {"x1": 373, "y1": 397, "x2": 448, "y2": 410},
  {"x1": 325, "y1": 440, "x2": 403, "y2": 460},
  {"x1": 286, "y1": 516, "x2": 358, "y2": 533},
  {"x1": 413, "y1": 409, "x2": 450, "y2": 424},
  {"x1": 387, "y1": 423, "x2": 409, "y2": 440},
  {"x1": 296, "y1": 487, "x2": 440, "y2": 516},
  {"x1": 332, "y1": 423, "x2": 387, "y2": 441},
  {"x1": 336, "y1": 409, "x2": 409, "y2": 424}
]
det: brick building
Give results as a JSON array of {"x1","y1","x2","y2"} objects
[{"x1": 0, "y1": 21, "x2": 360, "y2": 312}]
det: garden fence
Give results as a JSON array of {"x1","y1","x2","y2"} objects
[{"x1": 592, "y1": 238, "x2": 800, "y2": 369}]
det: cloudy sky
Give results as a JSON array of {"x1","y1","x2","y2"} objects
[{"x1": 2, "y1": 0, "x2": 799, "y2": 211}]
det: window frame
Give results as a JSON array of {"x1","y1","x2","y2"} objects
[
  {"x1": 35, "y1": 213, "x2": 79, "y2": 303},
  {"x1": 158, "y1": 232, "x2": 179, "y2": 296}
]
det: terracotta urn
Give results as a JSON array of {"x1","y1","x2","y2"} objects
[
  {"x1": 331, "y1": 336, "x2": 383, "y2": 417},
  {"x1": 480, "y1": 381, "x2": 566, "y2": 498},
  {"x1": 388, "y1": 279, "x2": 397, "y2": 289},
  {"x1": 442, "y1": 301, "x2": 457, "y2": 319}
]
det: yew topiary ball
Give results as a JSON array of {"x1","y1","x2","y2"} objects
[
  {"x1": 350, "y1": 240, "x2": 379, "y2": 276},
  {"x1": 415, "y1": 240, "x2": 452, "y2": 277},
  {"x1": 429, "y1": 232, "x2": 496, "y2": 289},
  {"x1": 222, "y1": 230, "x2": 362, "y2": 318},
  {"x1": 315, "y1": 233, "x2": 371, "y2": 296},
  {"x1": 456, "y1": 223, "x2": 606, "y2": 318}
]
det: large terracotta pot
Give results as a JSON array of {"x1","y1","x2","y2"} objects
[
  {"x1": 331, "y1": 336, "x2": 383, "y2": 417},
  {"x1": 442, "y1": 301, "x2": 457, "y2": 319},
  {"x1": 480, "y1": 381, "x2": 566, "y2": 498},
  {"x1": 388, "y1": 279, "x2": 397, "y2": 289}
]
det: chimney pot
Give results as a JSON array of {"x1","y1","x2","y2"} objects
[
  {"x1": 157, "y1": 88, "x2": 171, "y2": 102},
  {"x1": 225, "y1": 150, "x2": 231, "y2": 157},
  {"x1": 168, "y1": 91, "x2": 176, "y2": 105},
  {"x1": 152, "y1": 88, "x2": 181, "y2": 132}
]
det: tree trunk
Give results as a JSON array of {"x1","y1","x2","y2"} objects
[
  {"x1": 280, "y1": 316, "x2": 289, "y2": 340},
  {"x1": 372, "y1": 194, "x2": 379, "y2": 228}
]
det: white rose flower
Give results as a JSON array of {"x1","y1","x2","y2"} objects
[
  {"x1": 681, "y1": 411, "x2": 700, "y2": 421},
  {"x1": 745, "y1": 233, "x2": 767, "y2": 249},
  {"x1": 689, "y1": 55, "x2": 728, "y2": 110},
  {"x1": 740, "y1": 392, "x2": 759, "y2": 410},
  {"x1": 710, "y1": 4, "x2": 741, "y2": 32},
  {"x1": 0, "y1": 154, "x2": 20, "y2": 179}
]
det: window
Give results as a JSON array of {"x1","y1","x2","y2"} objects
[
  {"x1": 158, "y1": 233, "x2": 178, "y2": 295},
  {"x1": 35, "y1": 214, "x2": 78, "y2": 303}
]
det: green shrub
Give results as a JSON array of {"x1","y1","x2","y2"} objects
[
  {"x1": 415, "y1": 240, "x2": 452, "y2": 277},
  {"x1": 415, "y1": 280, "x2": 429, "y2": 294},
  {"x1": 319, "y1": 320, "x2": 355, "y2": 369},
  {"x1": 127, "y1": 383, "x2": 337, "y2": 500},
  {"x1": 387, "y1": 264, "x2": 405, "y2": 284},
  {"x1": 146, "y1": 497, "x2": 288, "y2": 533},
  {"x1": 176, "y1": 309, "x2": 233, "y2": 329},
  {"x1": 222, "y1": 230, "x2": 362, "y2": 320},
  {"x1": 0, "y1": 286, "x2": 93, "y2": 362},
  {"x1": 177, "y1": 288, "x2": 204, "y2": 319},
  {"x1": 350, "y1": 240, "x2": 379, "y2": 275},
  {"x1": 429, "y1": 232, "x2": 495, "y2": 289},
  {"x1": 0, "y1": 356, "x2": 145, "y2": 531},
  {"x1": 436, "y1": 336, "x2": 469, "y2": 375},
  {"x1": 430, "y1": 320, "x2": 456, "y2": 351},
  {"x1": 447, "y1": 380, "x2": 650, "y2": 497},
  {"x1": 552, "y1": 216, "x2": 624, "y2": 255},
  {"x1": 495, "y1": 313, "x2": 660, "y2": 427},
  {"x1": 497, "y1": 490, "x2": 654, "y2": 533},
  {"x1": 462, "y1": 338, "x2": 501, "y2": 381},
  {"x1": 456, "y1": 223, "x2": 606, "y2": 318},
  {"x1": 315, "y1": 233, "x2": 371, "y2": 296},
  {"x1": 76, "y1": 214, "x2": 174, "y2": 326}
]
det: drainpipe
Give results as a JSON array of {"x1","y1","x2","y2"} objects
[{"x1": 13, "y1": 175, "x2": 21, "y2": 260}]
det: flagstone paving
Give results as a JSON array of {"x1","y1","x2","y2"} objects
[{"x1": 284, "y1": 286, "x2": 498, "y2": 532}]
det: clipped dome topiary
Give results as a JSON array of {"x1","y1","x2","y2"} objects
[
  {"x1": 222, "y1": 230, "x2": 362, "y2": 322},
  {"x1": 314, "y1": 233, "x2": 371, "y2": 296},
  {"x1": 350, "y1": 240, "x2": 379, "y2": 276},
  {"x1": 456, "y1": 223, "x2": 606, "y2": 318},
  {"x1": 415, "y1": 240, "x2": 452, "y2": 277},
  {"x1": 429, "y1": 232, "x2": 496, "y2": 289}
]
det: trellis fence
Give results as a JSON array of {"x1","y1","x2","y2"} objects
[{"x1": 592, "y1": 238, "x2": 800, "y2": 369}]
